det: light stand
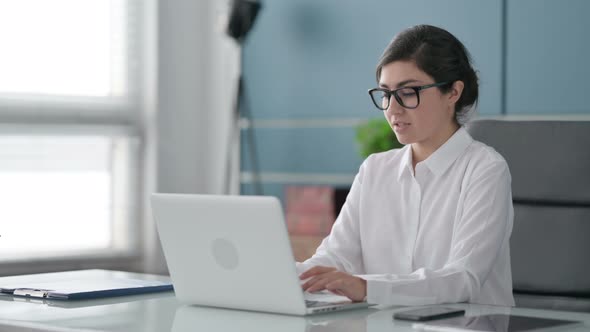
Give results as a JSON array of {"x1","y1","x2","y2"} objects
[{"x1": 223, "y1": 0, "x2": 262, "y2": 195}]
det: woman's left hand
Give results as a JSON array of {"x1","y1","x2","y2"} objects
[{"x1": 299, "y1": 266, "x2": 367, "y2": 302}]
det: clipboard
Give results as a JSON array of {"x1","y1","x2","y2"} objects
[
  {"x1": 0, "y1": 270, "x2": 173, "y2": 301},
  {"x1": 0, "y1": 289, "x2": 173, "y2": 308}
]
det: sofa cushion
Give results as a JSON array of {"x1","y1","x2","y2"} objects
[
  {"x1": 466, "y1": 120, "x2": 590, "y2": 203},
  {"x1": 511, "y1": 204, "x2": 590, "y2": 295},
  {"x1": 466, "y1": 119, "x2": 590, "y2": 298}
]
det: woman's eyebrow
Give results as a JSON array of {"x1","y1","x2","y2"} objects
[
  {"x1": 395, "y1": 79, "x2": 420, "y2": 88},
  {"x1": 379, "y1": 79, "x2": 421, "y2": 89}
]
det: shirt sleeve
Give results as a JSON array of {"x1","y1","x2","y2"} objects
[
  {"x1": 359, "y1": 160, "x2": 513, "y2": 306},
  {"x1": 295, "y1": 158, "x2": 368, "y2": 276}
]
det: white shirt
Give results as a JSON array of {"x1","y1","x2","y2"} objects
[{"x1": 297, "y1": 127, "x2": 515, "y2": 306}]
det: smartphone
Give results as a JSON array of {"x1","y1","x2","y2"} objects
[{"x1": 393, "y1": 307, "x2": 465, "y2": 321}]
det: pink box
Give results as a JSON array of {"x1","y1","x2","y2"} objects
[{"x1": 285, "y1": 186, "x2": 335, "y2": 236}]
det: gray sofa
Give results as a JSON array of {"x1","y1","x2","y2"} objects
[{"x1": 466, "y1": 119, "x2": 590, "y2": 312}]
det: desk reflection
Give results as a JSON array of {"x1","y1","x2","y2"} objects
[
  {"x1": 427, "y1": 314, "x2": 510, "y2": 332},
  {"x1": 419, "y1": 314, "x2": 584, "y2": 332},
  {"x1": 172, "y1": 305, "x2": 379, "y2": 332}
]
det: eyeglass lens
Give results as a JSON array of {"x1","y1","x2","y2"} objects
[{"x1": 372, "y1": 88, "x2": 419, "y2": 110}]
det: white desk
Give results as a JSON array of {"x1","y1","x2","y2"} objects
[{"x1": 0, "y1": 270, "x2": 589, "y2": 332}]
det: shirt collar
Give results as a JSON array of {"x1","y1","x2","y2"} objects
[
  {"x1": 422, "y1": 127, "x2": 473, "y2": 177},
  {"x1": 397, "y1": 144, "x2": 414, "y2": 180},
  {"x1": 396, "y1": 127, "x2": 473, "y2": 180}
]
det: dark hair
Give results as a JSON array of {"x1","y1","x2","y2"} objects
[{"x1": 376, "y1": 25, "x2": 478, "y2": 124}]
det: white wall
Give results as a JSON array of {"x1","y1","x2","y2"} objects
[{"x1": 144, "y1": 0, "x2": 239, "y2": 274}]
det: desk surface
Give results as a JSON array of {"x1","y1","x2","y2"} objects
[{"x1": 0, "y1": 270, "x2": 589, "y2": 332}]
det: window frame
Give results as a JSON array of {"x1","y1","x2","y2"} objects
[{"x1": 0, "y1": 0, "x2": 148, "y2": 274}]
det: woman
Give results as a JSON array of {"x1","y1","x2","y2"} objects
[{"x1": 297, "y1": 25, "x2": 514, "y2": 306}]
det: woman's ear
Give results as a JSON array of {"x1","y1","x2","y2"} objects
[{"x1": 448, "y1": 80, "x2": 465, "y2": 105}]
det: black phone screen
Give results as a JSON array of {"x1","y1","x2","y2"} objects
[{"x1": 393, "y1": 307, "x2": 465, "y2": 321}]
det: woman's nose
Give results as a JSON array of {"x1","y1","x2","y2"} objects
[{"x1": 386, "y1": 97, "x2": 403, "y2": 115}]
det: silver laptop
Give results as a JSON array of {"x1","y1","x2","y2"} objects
[{"x1": 151, "y1": 193, "x2": 370, "y2": 315}]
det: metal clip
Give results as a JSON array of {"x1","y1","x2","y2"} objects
[{"x1": 13, "y1": 288, "x2": 50, "y2": 298}]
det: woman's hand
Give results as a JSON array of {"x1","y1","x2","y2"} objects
[{"x1": 299, "y1": 266, "x2": 367, "y2": 302}]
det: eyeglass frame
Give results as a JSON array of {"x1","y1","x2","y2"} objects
[{"x1": 368, "y1": 81, "x2": 451, "y2": 110}]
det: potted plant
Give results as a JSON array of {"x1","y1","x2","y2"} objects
[
  {"x1": 355, "y1": 118, "x2": 403, "y2": 158},
  {"x1": 332, "y1": 118, "x2": 403, "y2": 215}
]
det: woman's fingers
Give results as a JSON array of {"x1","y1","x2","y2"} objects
[
  {"x1": 299, "y1": 266, "x2": 337, "y2": 280},
  {"x1": 303, "y1": 271, "x2": 347, "y2": 293},
  {"x1": 299, "y1": 266, "x2": 367, "y2": 302},
  {"x1": 301, "y1": 274, "x2": 330, "y2": 291},
  {"x1": 325, "y1": 277, "x2": 367, "y2": 302}
]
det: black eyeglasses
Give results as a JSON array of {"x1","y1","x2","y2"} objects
[{"x1": 368, "y1": 81, "x2": 450, "y2": 110}]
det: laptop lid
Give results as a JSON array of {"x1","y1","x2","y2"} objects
[{"x1": 152, "y1": 193, "x2": 312, "y2": 315}]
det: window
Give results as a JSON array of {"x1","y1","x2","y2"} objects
[
  {"x1": 0, "y1": 0, "x2": 144, "y2": 264},
  {"x1": 0, "y1": 0, "x2": 128, "y2": 98}
]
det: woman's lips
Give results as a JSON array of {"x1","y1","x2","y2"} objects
[{"x1": 393, "y1": 121, "x2": 411, "y2": 132}]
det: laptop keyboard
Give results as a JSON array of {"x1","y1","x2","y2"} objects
[
  {"x1": 305, "y1": 300, "x2": 332, "y2": 308},
  {"x1": 304, "y1": 290, "x2": 351, "y2": 308}
]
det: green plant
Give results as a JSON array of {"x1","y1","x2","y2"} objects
[{"x1": 355, "y1": 118, "x2": 402, "y2": 158}]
